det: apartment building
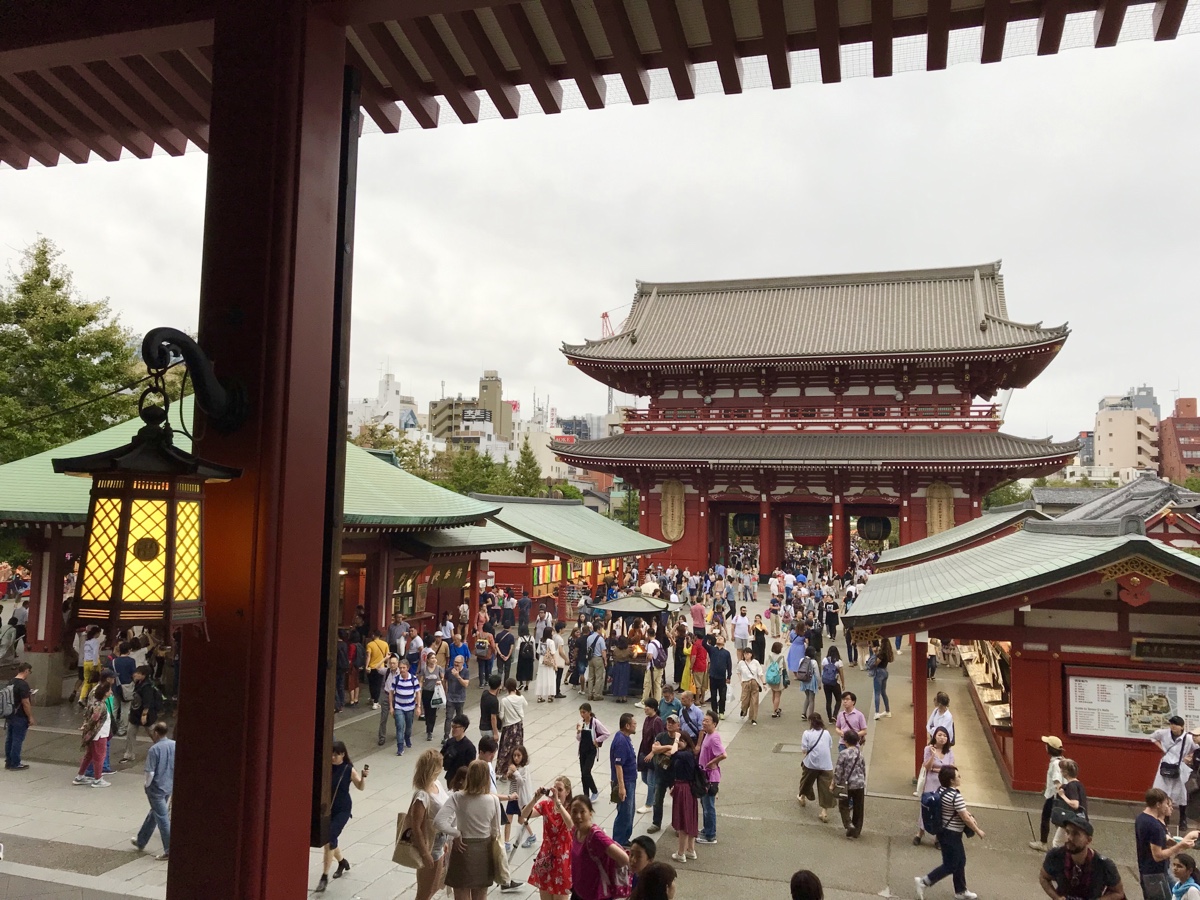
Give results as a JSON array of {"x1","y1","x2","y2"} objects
[
  {"x1": 1160, "y1": 397, "x2": 1200, "y2": 483},
  {"x1": 1094, "y1": 387, "x2": 1159, "y2": 472}
]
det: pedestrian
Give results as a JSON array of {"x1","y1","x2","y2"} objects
[
  {"x1": 689, "y1": 635, "x2": 709, "y2": 705},
  {"x1": 823, "y1": 594, "x2": 840, "y2": 640},
  {"x1": 314, "y1": 739, "x2": 368, "y2": 892},
  {"x1": 637, "y1": 699, "x2": 663, "y2": 814},
  {"x1": 502, "y1": 745, "x2": 534, "y2": 855},
  {"x1": 835, "y1": 691, "x2": 868, "y2": 750},
  {"x1": 585, "y1": 626, "x2": 608, "y2": 702},
  {"x1": 642, "y1": 629, "x2": 665, "y2": 704},
  {"x1": 387, "y1": 658, "x2": 421, "y2": 756},
  {"x1": 734, "y1": 647, "x2": 763, "y2": 725},
  {"x1": 646, "y1": 714, "x2": 680, "y2": 834},
  {"x1": 689, "y1": 596, "x2": 707, "y2": 640},
  {"x1": 365, "y1": 628, "x2": 389, "y2": 709},
  {"x1": 553, "y1": 622, "x2": 569, "y2": 699},
  {"x1": 3, "y1": 661, "x2": 34, "y2": 770},
  {"x1": 696, "y1": 710, "x2": 726, "y2": 846},
  {"x1": 473, "y1": 626, "x2": 496, "y2": 687},
  {"x1": 435, "y1": 759, "x2": 506, "y2": 899},
  {"x1": 668, "y1": 730, "x2": 699, "y2": 864},
  {"x1": 442, "y1": 714, "x2": 477, "y2": 784},
  {"x1": 866, "y1": 638, "x2": 893, "y2": 720},
  {"x1": 926, "y1": 692, "x2": 954, "y2": 745},
  {"x1": 628, "y1": 861, "x2": 677, "y2": 900},
  {"x1": 611, "y1": 712, "x2": 639, "y2": 846},
  {"x1": 74, "y1": 680, "x2": 113, "y2": 787},
  {"x1": 789, "y1": 870, "x2": 824, "y2": 900},
  {"x1": 516, "y1": 626, "x2": 537, "y2": 691},
  {"x1": 1037, "y1": 809, "x2": 1124, "y2": 900},
  {"x1": 406, "y1": 749, "x2": 450, "y2": 900},
  {"x1": 796, "y1": 713, "x2": 835, "y2": 823},
  {"x1": 567, "y1": 794, "x2": 631, "y2": 900},
  {"x1": 1171, "y1": 853, "x2": 1200, "y2": 900},
  {"x1": 628, "y1": 835, "x2": 657, "y2": 890},
  {"x1": 129, "y1": 721, "x2": 174, "y2": 860},
  {"x1": 444, "y1": 655, "x2": 470, "y2": 741},
  {"x1": 420, "y1": 651, "x2": 447, "y2": 742},
  {"x1": 913, "y1": 765, "x2": 985, "y2": 900},
  {"x1": 120, "y1": 665, "x2": 160, "y2": 763},
  {"x1": 112, "y1": 641, "x2": 136, "y2": 736},
  {"x1": 78, "y1": 625, "x2": 102, "y2": 706},
  {"x1": 834, "y1": 729, "x2": 866, "y2": 839},
  {"x1": 605, "y1": 637, "x2": 630, "y2": 704},
  {"x1": 765, "y1": 640, "x2": 787, "y2": 718},
  {"x1": 1136, "y1": 787, "x2": 1199, "y2": 897},
  {"x1": 672, "y1": 623, "x2": 688, "y2": 687},
  {"x1": 677, "y1": 691, "x2": 704, "y2": 745},
  {"x1": 497, "y1": 677, "x2": 528, "y2": 774},
  {"x1": 706, "y1": 634, "x2": 732, "y2": 717},
  {"x1": 1030, "y1": 735, "x2": 1067, "y2": 852},
  {"x1": 915, "y1": 726, "x2": 954, "y2": 846},
  {"x1": 495, "y1": 626, "x2": 516, "y2": 686},
  {"x1": 521, "y1": 776, "x2": 574, "y2": 899},
  {"x1": 480, "y1": 673, "x2": 502, "y2": 742},
  {"x1": 334, "y1": 630, "x2": 349, "y2": 713},
  {"x1": 1049, "y1": 759, "x2": 1088, "y2": 849},
  {"x1": 819, "y1": 647, "x2": 845, "y2": 722},
  {"x1": 658, "y1": 683, "x2": 681, "y2": 722},
  {"x1": 1152, "y1": 716, "x2": 1196, "y2": 832},
  {"x1": 576, "y1": 703, "x2": 610, "y2": 803}
]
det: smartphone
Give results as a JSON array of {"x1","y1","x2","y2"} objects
[{"x1": 362, "y1": 765, "x2": 370, "y2": 774}]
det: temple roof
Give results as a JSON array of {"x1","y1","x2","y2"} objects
[
  {"x1": 468, "y1": 494, "x2": 670, "y2": 559},
  {"x1": 550, "y1": 431, "x2": 1078, "y2": 469},
  {"x1": 1055, "y1": 474, "x2": 1200, "y2": 522},
  {"x1": 875, "y1": 507, "x2": 1049, "y2": 571},
  {"x1": 563, "y1": 263, "x2": 1069, "y2": 364}
]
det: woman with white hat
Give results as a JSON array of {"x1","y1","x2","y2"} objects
[{"x1": 1028, "y1": 735, "x2": 1065, "y2": 852}]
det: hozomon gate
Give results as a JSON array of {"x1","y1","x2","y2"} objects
[
  {"x1": 2, "y1": 1, "x2": 1195, "y2": 897},
  {"x1": 553, "y1": 264, "x2": 1078, "y2": 574}
]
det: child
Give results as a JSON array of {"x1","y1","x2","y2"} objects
[{"x1": 504, "y1": 745, "x2": 536, "y2": 854}]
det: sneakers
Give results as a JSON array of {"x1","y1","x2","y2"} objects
[
  {"x1": 914, "y1": 876, "x2": 928, "y2": 900},
  {"x1": 954, "y1": 893, "x2": 978, "y2": 900},
  {"x1": 73, "y1": 775, "x2": 94, "y2": 785},
  {"x1": 874, "y1": 712, "x2": 884, "y2": 720},
  {"x1": 884, "y1": 711, "x2": 892, "y2": 718},
  {"x1": 687, "y1": 849, "x2": 697, "y2": 860},
  {"x1": 522, "y1": 835, "x2": 537, "y2": 848},
  {"x1": 130, "y1": 838, "x2": 143, "y2": 851},
  {"x1": 91, "y1": 778, "x2": 112, "y2": 788},
  {"x1": 500, "y1": 880, "x2": 523, "y2": 892},
  {"x1": 637, "y1": 805, "x2": 653, "y2": 814},
  {"x1": 646, "y1": 824, "x2": 661, "y2": 834},
  {"x1": 695, "y1": 836, "x2": 716, "y2": 844},
  {"x1": 670, "y1": 852, "x2": 687, "y2": 863},
  {"x1": 1028, "y1": 841, "x2": 1047, "y2": 851},
  {"x1": 504, "y1": 842, "x2": 511, "y2": 856},
  {"x1": 589, "y1": 791, "x2": 599, "y2": 803},
  {"x1": 155, "y1": 852, "x2": 169, "y2": 861}
]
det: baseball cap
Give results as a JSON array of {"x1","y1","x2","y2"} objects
[
  {"x1": 1060, "y1": 809, "x2": 1093, "y2": 836},
  {"x1": 1041, "y1": 735, "x2": 1063, "y2": 750},
  {"x1": 666, "y1": 714, "x2": 680, "y2": 723}
]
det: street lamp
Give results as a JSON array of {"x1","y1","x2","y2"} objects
[{"x1": 52, "y1": 328, "x2": 245, "y2": 630}]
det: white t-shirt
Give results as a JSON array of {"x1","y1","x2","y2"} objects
[
  {"x1": 732, "y1": 615, "x2": 751, "y2": 640},
  {"x1": 784, "y1": 573, "x2": 796, "y2": 588}
]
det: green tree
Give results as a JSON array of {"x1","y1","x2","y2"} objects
[
  {"x1": 557, "y1": 483, "x2": 583, "y2": 500},
  {"x1": 513, "y1": 437, "x2": 544, "y2": 497},
  {"x1": 0, "y1": 237, "x2": 139, "y2": 463},
  {"x1": 983, "y1": 480, "x2": 1032, "y2": 510},
  {"x1": 1184, "y1": 475, "x2": 1200, "y2": 494},
  {"x1": 349, "y1": 420, "x2": 403, "y2": 451},
  {"x1": 488, "y1": 454, "x2": 517, "y2": 496}
]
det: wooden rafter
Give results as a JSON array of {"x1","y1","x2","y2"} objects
[
  {"x1": 492, "y1": 3, "x2": 564, "y2": 114},
  {"x1": 702, "y1": 0, "x2": 743, "y2": 93},
  {"x1": 147, "y1": 50, "x2": 211, "y2": 118},
  {"x1": 444, "y1": 10, "x2": 520, "y2": 118},
  {"x1": 399, "y1": 17, "x2": 480, "y2": 124},
  {"x1": 5, "y1": 72, "x2": 123, "y2": 161},
  {"x1": 647, "y1": 0, "x2": 694, "y2": 100},
  {"x1": 1094, "y1": 0, "x2": 1129, "y2": 47},
  {"x1": 980, "y1": 0, "x2": 1009, "y2": 63},
  {"x1": 926, "y1": 0, "x2": 952, "y2": 70},
  {"x1": 541, "y1": 0, "x2": 606, "y2": 109},
  {"x1": 756, "y1": 0, "x2": 790, "y2": 88},
  {"x1": 356, "y1": 68, "x2": 403, "y2": 132},
  {"x1": 594, "y1": 0, "x2": 650, "y2": 104},
  {"x1": 812, "y1": 0, "x2": 841, "y2": 84},
  {"x1": 1153, "y1": 0, "x2": 1188, "y2": 40},
  {"x1": 0, "y1": 77, "x2": 89, "y2": 163},
  {"x1": 110, "y1": 55, "x2": 209, "y2": 150},
  {"x1": 351, "y1": 24, "x2": 440, "y2": 129},
  {"x1": 42, "y1": 65, "x2": 154, "y2": 158},
  {"x1": 871, "y1": 0, "x2": 893, "y2": 77},
  {"x1": 76, "y1": 60, "x2": 188, "y2": 155},
  {"x1": 0, "y1": 110, "x2": 55, "y2": 166},
  {"x1": 1037, "y1": 0, "x2": 1069, "y2": 54}
]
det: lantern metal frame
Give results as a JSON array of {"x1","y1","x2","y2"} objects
[{"x1": 51, "y1": 329, "x2": 245, "y2": 631}]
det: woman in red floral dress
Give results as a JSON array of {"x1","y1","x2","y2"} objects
[{"x1": 519, "y1": 775, "x2": 574, "y2": 900}]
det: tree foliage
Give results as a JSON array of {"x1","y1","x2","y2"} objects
[
  {"x1": 1183, "y1": 475, "x2": 1200, "y2": 494},
  {"x1": 983, "y1": 480, "x2": 1032, "y2": 510},
  {"x1": 0, "y1": 237, "x2": 140, "y2": 464},
  {"x1": 513, "y1": 437, "x2": 544, "y2": 497}
]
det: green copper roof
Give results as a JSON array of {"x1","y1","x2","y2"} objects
[
  {"x1": 398, "y1": 520, "x2": 530, "y2": 555},
  {"x1": 0, "y1": 398, "x2": 498, "y2": 529},
  {"x1": 845, "y1": 527, "x2": 1200, "y2": 631},
  {"x1": 469, "y1": 494, "x2": 671, "y2": 560},
  {"x1": 875, "y1": 508, "x2": 1048, "y2": 571}
]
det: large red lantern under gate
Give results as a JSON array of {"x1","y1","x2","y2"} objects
[
  {"x1": 790, "y1": 512, "x2": 830, "y2": 546},
  {"x1": 857, "y1": 516, "x2": 892, "y2": 542},
  {"x1": 732, "y1": 513, "x2": 759, "y2": 538}
]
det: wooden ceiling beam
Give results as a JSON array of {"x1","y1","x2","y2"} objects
[
  {"x1": 492, "y1": 3, "x2": 564, "y2": 114},
  {"x1": 647, "y1": 0, "x2": 695, "y2": 100},
  {"x1": 45, "y1": 65, "x2": 155, "y2": 158},
  {"x1": 812, "y1": 0, "x2": 841, "y2": 84},
  {"x1": 541, "y1": 0, "x2": 606, "y2": 109},
  {"x1": 871, "y1": 0, "x2": 893, "y2": 77},
  {"x1": 926, "y1": 0, "x2": 952, "y2": 70},
  {"x1": 351, "y1": 24, "x2": 440, "y2": 129},
  {"x1": 111, "y1": 55, "x2": 209, "y2": 150},
  {"x1": 702, "y1": 0, "x2": 744, "y2": 93},
  {"x1": 399, "y1": 17, "x2": 480, "y2": 124},
  {"x1": 0, "y1": 113, "x2": 57, "y2": 166},
  {"x1": 1153, "y1": 0, "x2": 1188, "y2": 39},
  {"x1": 0, "y1": 77, "x2": 89, "y2": 163},
  {"x1": 445, "y1": 10, "x2": 521, "y2": 118},
  {"x1": 359, "y1": 79, "x2": 403, "y2": 132},
  {"x1": 76, "y1": 60, "x2": 187, "y2": 155},
  {"x1": 148, "y1": 50, "x2": 211, "y2": 118},
  {"x1": 595, "y1": 0, "x2": 650, "y2": 104},
  {"x1": 6, "y1": 72, "x2": 123, "y2": 161},
  {"x1": 980, "y1": 0, "x2": 1009, "y2": 63},
  {"x1": 0, "y1": 137, "x2": 32, "y2": 169},
  {"x1": 1094, "y1": 0, "x2": 1129, "y2": 46},
  {"x1": 756, "y1": 0, "x2": 791, "y2": 88},
  {"x1": 1037, "y1": 0, "x2": 1068, "y2": 53}
]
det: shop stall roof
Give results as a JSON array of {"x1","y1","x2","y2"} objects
[
  {"x1": 0, "y1": 398, "x2": 498, "y2": 530},
  {"x1": 584, "y1": 594, "x2": 680, "y2": 615},
  {"x1": 875, "y1": 507, "x2": 1049, "y2": 571},
  {"x1": 469, "y1": 494, "x2": 670, "y2": 560},
  {"x1": 396, "y1": 520, "x2": 530, "y2": 557},
  {"x1": 845, "y1": 518, "x2": 1200, "y2": 632}
]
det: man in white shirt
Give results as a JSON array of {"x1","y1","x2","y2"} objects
[
  {"x1": 742, "y1": 570, "x2": 754, "y2": 604},
  {"x1": 783, "y1": 571, "x2": 796, "y2": 602},
  {"x1": 731, "y1": 607, "x2": 751, "y2": 652}
]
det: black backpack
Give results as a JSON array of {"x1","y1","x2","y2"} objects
[{"x1": 519, "y1": 639, "x2": 535, "y2": 662}]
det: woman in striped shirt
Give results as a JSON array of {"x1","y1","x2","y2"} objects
[{"x1": 914, "y1": 765, "x2": 985, "y2": 900}]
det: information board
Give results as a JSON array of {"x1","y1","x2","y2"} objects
[{"x1": 1068, "y1": 673, "x2": 1200, "y2": 739}]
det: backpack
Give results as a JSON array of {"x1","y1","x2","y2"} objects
[
  {"x1": 519, "y1": 639, "x2": 535, "y2": 663},
  {"x1": 820, "y1": 659, "x2": 839, "y2": 686},
  {"x1": 765, "y1": 659, "x2": 782, "y2": 687},
  {"x1": 690, "y1": 760, "x2": 710, "y2": 798},
  {"x1": 921, "y1": 787, "x2": 950, "y2": 836},
  {"x1": 0, "y1": 683, "x2": 15, "y2": 718},
  {"x1": 336, "y1": 641, "x2": 350, "y2": 671},
  {"x1": 798, "y1": 656, "x2": 815, "y2": 684},
  {"x1": 652, "y1": 640, "x2": 668, "y2": 669}
]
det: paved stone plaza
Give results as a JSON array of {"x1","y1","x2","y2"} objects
[{"x1": 0, "y1": 624, "x2": 1151, "y2": 899}]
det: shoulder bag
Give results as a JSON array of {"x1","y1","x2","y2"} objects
[
  {"x1": 392, "y1": 794, "x2": 423, "y2": 868},
  {"x1": 1161, "y1": 736, "x2": 1187, "y2": 780},
  {"x1": 489, "y1": 797, "x2": 511, "y2": 885},
  {"x1": 585, "y1": 825, "x2": 632, "y2": 898}
]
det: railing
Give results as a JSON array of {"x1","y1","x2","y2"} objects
[{"x1": 621, "y1": 403, "x2": 1001, "y2": 431}]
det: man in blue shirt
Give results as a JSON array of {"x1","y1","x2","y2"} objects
[
  {"x1": 610, "y1": 712, "x2": 639, "y2": 846},
  {"x1": 131, "y1": 722, "x2": 174, "y2": 860},
  {"x1": 657, "y1": 683, "x2": 682, "y2": 723}
]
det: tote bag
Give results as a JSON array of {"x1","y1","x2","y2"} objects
[{"x1": 392, "y1": 796, "x2": 422, "y2": 868}]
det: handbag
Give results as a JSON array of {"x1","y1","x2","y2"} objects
[
  {"x1": 120, "y1": 682, "x2": 135, "y2": 702},
  {"x1": 585, "y1": 825, "x2": 632, "y2": 898},
  {"x1": 610, "y1": 779, "x2": 621, "y2": 804},
  {"x1": 1050, "y1": 795, "x2": 1073, "y2": 826},
  {"x1": 489, "y1": 798, "x2": 511, "y2": 885},
  {"x1": 1140, "y1": 872, "x2": 1172, "y2": 900},
  {"x1": 392, "y1": 796, "x2": 422, "y2": 868},
  {"x1": 1160, "y1": 736, "x2": 1187, "y2": 780},
  {"x1": 431, "y1": 683, "x2": 446, "y2": 709}
]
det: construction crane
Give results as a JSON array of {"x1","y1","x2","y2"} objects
[{"x1": 600, "y1": 311, "x2": 615, "y2": 414}]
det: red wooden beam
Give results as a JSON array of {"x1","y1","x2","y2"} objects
[
  {"x1": 980, "y1": 0, "x2": 1009, "y2": 63},
  {"x1": 926, "y1": 0, "x2": 952, "y2": 70},
  {"x1": 756, "y1": 0, "x2": 790, "y2": 88},
  {"x1": 594, "y1": 0, "x2": 651, "y2": 104},
  {"x1": 1153, "y1": 0, "x2": 1188, "y2": 39},
  {"x1": 111, "y1": 55, "x2": 210, "y2": 150},
  {"x1": 871, "y1": 0, "x2": 893, "y2": 77},
  {"x1": 148, "y1": 50, "x2": 212, "y2": 119},
  {"x1": 42, "y1": 65, "x2": 155, "y2": 158},
  {"x1": 702, "y1": 0, "x2": 744, "y2": 93},
  {"x1": 541, "y1": 0, "x2": 606, "y2": 109},
  {"x1": 76, "y1": 60, "x2": 188, "y2": 155},
  {"x1": 813, "y1": 0, "x2": 841, "y2": 84},
  {"x1": 399, "y1": 17, "x2": 481, "y2": 124},
  {"x1": 6, "y1": 72, "x2": 123, "y2": 161},
  {"x1": 647, "y1": 0, "x2": 695, "y2": 100},
  {"x1": 0, "y1": 77, "x2": 89, "y2": 163},
  {"x1": 492, "y1": 3, "x2": 564, "y2": 114},
  {"x1": 351, "y1": 25, "x2": 440, "y2": 129},
  {"x1": 1094, "y1": 0, "x2": 1129, "y2": 46},
  {"x1": 359, "y1": 78, "x2": 403, "y2": 133},
  {"x1": 445, "y1": 10, "x2": 521, "y2": 118},
  {"x1": 0, "y1": 115, "x2": 51, "y2": 167}
]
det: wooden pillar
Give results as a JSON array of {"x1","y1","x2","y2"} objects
[
  {"x1": 899, "y1": 471, "x2": 912, "y2": 545},
  {"x1": 468, "y1": 558, "x2": 481, "y2": 633},
  {"x1": 365, "y1": 546, "x2": 387, "y2": 632},
  {"x1": 698, "y1": 490, "x2": 709, "y2": 569},
  {"x1": 912, "y1": 633, "x2": 929, "y2": 776},
  {"x1": 759, "y1": 495, "x2": 774, "y2": 576},
  {"x1": 832, "y1": 498, "x2": 848, "y2": 574},
  {"x1": 166, "y1": 4, "x2": 347, "y2": 898},
  {"x1": 22, "y1": 526, "x2": 59, "y2": 653}
]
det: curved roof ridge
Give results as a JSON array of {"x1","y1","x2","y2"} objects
[{"x1": 633, "y1": 262, "x2": 1002, "y2": 295}]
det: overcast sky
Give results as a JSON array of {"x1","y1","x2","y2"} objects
[{"x1": 2, "y1": 34, "x2": 1197, "y2": 443}]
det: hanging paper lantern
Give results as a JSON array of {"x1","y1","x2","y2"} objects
[
  {"x1": 857, "y1": 516, "x2": 892, "y2": 542},
  {"x1": 732, "y1": 513, "x2": 759, "y2": 538},
  {"x1": 790, "y1": 512, "x2": 829, "y2": 546}
]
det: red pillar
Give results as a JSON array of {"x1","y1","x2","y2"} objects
[
  {"x1": 759, "y1": 496, "x2": 774, "y2": 576},
  {"x1": 469, "y1": 558, "x2": 481, "y2": 631},
  {"x1": 832, "y1": 498, "x2": 848, "y2": 574},
  {"x1": 167, "y1": 5, "x2": 346, "y2": 899},
  {"x1": 698, "y1": 491, "x2": 709, "y2": 569},
  {"x1": 912, "y1": 634, "x2": 929, "y2": 775},
  {"x1": 899, "y1": 472, "x2": 912, "y2": 546}
]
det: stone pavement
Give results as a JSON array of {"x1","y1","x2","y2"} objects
[{"x1": 0, "y1": 615, "x2": 1149, "y2": 899}]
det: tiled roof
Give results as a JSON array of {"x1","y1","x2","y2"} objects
[
  {"x1": 551, "y1": 432, "x2": 1078, "y2": 467},
  {"x1": 1056, "y1": 475, "x2": 1200, "y2": 523},
  {"x1": 875, "y1": 508, "x2": 1048, "y2": 570},
  {"x1": 469, "y1": 494, "x2": 671, "y2": 560},
  {"x1": 563, "y1": 263, "x2": 1069, "y2": 362},
  {"x1": 0, "y1": 398, "x2": 498, "y2": 529},
  {"x1": 399, "y1": 521, "x2": 530, "y2": 555},
  {"x1": 844, "y1": 529, "x2": 1200, "y2": 630},
  {"x1": 1030, "y1": 486, "x2": 1116, "y2": 505}
]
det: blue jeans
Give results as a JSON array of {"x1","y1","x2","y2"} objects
[
  {"x1": 700, "y1": 785, "x2": 719, "y2": 840},
  {"x1": 394, "y1": 708, "x2": 414, "y2": 752},
  {"x1": 136, "y1": 787, "x2": 171, "y2": 853},
  {"x1": 335, "y1": 669, "x2": 346, "y2": 710},
  {"x1": 872, "y1": 668, "x2": 890, "y2": 714},
  {"x1": 925, "y1": 828, "x2": 966, "y2": 893},
  {"x1": 5, "y1": 716, "x2": 29, "y2": 768},
  {"x1": 844, "y1": 631, "x2": 858, "y2": 664},
  {"x1": 613, "y1": 779, "x2": 637, "y2": 846},
  {"x1": 642, "y1": 767, "x2": 657, "y2": 807},
  {"x1": 477, "y1": 658, "x2": 493, "y2": 685},
  {"x1": 85, "y1": 736, "x2": 112, "y2": 777}
]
